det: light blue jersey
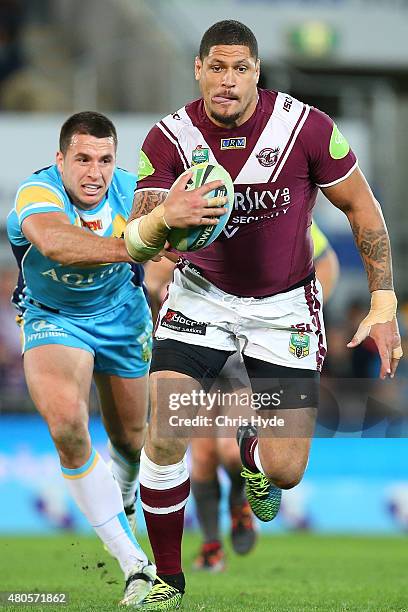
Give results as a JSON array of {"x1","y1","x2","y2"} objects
[
  {"x1": 8, "y1": 164, "x2": 151, "y2": 376},
  {"x1": 7, "y1": 164, "x2": 144, "y2": 317}
]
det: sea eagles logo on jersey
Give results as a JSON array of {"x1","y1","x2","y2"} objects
[
  {"x1": 192, "y1": 145, "x2": 209, "y2": 165},
  {"x1": 256, "y1": 147, "x2": 280, "y2": 167},
  {"x1": 220, "y1": 137, "x2": 247, "y2": 150}
]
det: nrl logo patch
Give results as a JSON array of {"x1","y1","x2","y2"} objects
[
  {"x1": 221, "y1": 137, "x2": 247, "y2": 150},
  {"x1": 256, "y1": 147, "x2": 280, "y2": 167},
  {"x1": 192, "y1": 145, "x2": 209, "y2": 165},
  {"x1": 289, "y1": 332, "x2": 310, "y2": 359}
]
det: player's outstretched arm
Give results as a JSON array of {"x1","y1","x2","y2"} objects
[
  {"x1": 321, "y1": 167, "x2": 402, "y2": 378},
  {"x1": 22, "y1": 211, "x2": 133, "y2": 266}
]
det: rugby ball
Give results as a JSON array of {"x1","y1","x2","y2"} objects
[{"x1": 168, "y1": 162, "x2": 234, "y2": 251}]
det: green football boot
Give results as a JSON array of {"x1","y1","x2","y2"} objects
[
  {"x1": 236, "y1": 425, "x2": 282, "y2": 522},
  {"x1": 135, "y1": 576, "x2": 183, "y2": 610}
]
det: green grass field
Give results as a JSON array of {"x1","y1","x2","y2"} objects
[{"x1": 0, "y1": 533, "x2": 407, "y2": 612}]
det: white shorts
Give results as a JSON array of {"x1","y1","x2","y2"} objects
[{"x1": 155, "y1": 264, "x2": 326, "y2": 372}]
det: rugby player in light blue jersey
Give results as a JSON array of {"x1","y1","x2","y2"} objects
[{"x1": 7, "y1": 112, "x2": 156, "y2": 606}]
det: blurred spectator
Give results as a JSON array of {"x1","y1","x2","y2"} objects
[
  {"x1": 0, "y1": 266, "x2": 27, "y2": 409},
  {"x1": 346, "y1": 299, "x2": 381, "y2": 378},
  {"x1": 0, "y1": 0, "x2": 24, "y2": 89},
  {"x1": 323, "y1": 315, "x2": 351, "y2": 377},
  {"x1": 323, "y1": 300, "x2": 381, "y2": 378}
]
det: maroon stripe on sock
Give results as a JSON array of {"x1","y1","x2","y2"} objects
[
  {"x1": 244, "y1": 437, "x2": 258, "y2": 471},
  {"x1": 141, "y1": 478, "x2": 190, "y2": 575},
  {"x1": 140, "y1": 478, "x2": 190, "y2": 509}
]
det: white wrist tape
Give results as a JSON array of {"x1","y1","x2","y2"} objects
[
  {"x1": 393, "y1": 346, "x2": 403, "y2": 359},
  {"x1": 124, "y1": 218, "x2": 163, "y2": 262},
  {"x1": 353, "y1": 290, "x2": 398, "y2": 344},
  {"x1": 363, "y1": 290, "x2": 397, "y2": 326}
]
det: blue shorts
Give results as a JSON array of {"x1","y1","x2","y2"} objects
[{"x1": 21, "y1": 287, "x2": 152, "y2": 378}]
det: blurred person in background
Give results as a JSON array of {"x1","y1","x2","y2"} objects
[
  {"x1": 0, "y1": 0, "x2": 24, "y2": 89},
  {"x1": 144, "y1": 221, "x2": 339, "y2": 572},
  {"x1": 0, "y1": 267, "x2": 26, "y2": 406},
  {"x1": 125, "y1": 19, "x2": 402, "y2": 609},
  {"x1": 0, "y1": 0, "x2": 24, "y2": 107},
  {"x1": 6, "y1": 111, "x2": 156, "y2": 606},
  {"x1": 346, "y1": 299, "x2": 381, "y2": 378}
]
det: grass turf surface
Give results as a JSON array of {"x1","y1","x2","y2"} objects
[{"x1": 0, "y1": 533, "x2": 407, "y2": 611}]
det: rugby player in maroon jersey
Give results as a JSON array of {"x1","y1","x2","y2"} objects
[
  {"x1": 125, "y1": 20, "x2": 402, "y2": 609},
  {"x1": 142, "y1": 226, "x2": 339, "y2": 574}
]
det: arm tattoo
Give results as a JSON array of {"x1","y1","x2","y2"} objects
[
  {"x1": 128, "y1": 190, "x2": 168, "y2": 222},
  {"x1": 351, "y1": 222, "x2": 393, "y2": 291}
]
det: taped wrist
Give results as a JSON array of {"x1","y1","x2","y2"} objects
[
  {"x1": 125, "y1": 204, "x2": 171, "y2": 262},
  {"x1": 362, "y1": 290, "x2": 397, "y2": 327},
  {"x1": 125, "y1": 217, "x2": 163, "y2": 262},
  {"x1": 139, "y1": 203, "x2": 171, "y2": 246}
]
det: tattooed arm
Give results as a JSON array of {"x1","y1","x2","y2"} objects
[
  {"x1": 126, "y1": 179, "x2": 227, "y2": 263},
  {"x1": 128, "y1": 190, "x2": 168, "y2": 223},
  {"x1": 322, "y1": 167, "x2": 401, "y2": 378},
  {"x1": 322, "y1": 167, "x2": 392, "y2": 291}
]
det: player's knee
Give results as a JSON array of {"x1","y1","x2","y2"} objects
[
  {"x1": 273, "y1": 472, "x2": 303, "y2": 490},
  {"x1": 267, "y1": 464, "x2": 305, "y2": 490},
  {"x1": 260, "y1": 454, "x2": 306, "y2": 489},
  {"x1": 48, "y1": 414, "x2": 88, "y2": 454},
  {"x1": 146, "y1": 433, "x2": 186, "y2": 465}
]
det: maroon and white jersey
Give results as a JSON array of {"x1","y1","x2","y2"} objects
[{"x1": 137, "y1": 89, "x2": 357, "y2": 297}]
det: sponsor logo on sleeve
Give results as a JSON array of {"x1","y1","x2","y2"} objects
[
  {"x1": 138, "y1": 150, "x2": 155, "y2": 180},
  {"x1": 192, "y1": 145, "x2": 209, "y2": 165},
  {"x1": 256, "y1": 147, "x2": 280, "y2": 167},
  {"x1": 220, "y1": 137, "x2": 247, "y2": 150},
  {"x1": 329, "y1": 124, "x2": 350, "y2": 159},
  {"x1": 160, "y1": 309, "x2": 207, "y2": 335},
  {"x1": 289, "y1": 332, "x2": 310, "y2": 359}
]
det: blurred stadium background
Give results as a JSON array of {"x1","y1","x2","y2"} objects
[{"x1": 1, "y1": 0, "x2": 408, "y2": 540}]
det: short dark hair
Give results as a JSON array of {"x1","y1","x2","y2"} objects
[
  {"x1": 199, "y1": 20, "x2": 258, "y2": 60},
  {"x1": 59, "y1": 111, "x2": 117, "y2": 154}
]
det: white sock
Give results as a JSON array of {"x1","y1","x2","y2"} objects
[
  {"x1": 254, "y1": 444, "x2": 264, "y2": 473},
  {"x1": 139, "y1": 448, "x2": 189, "y2": 491},
  {"x1": 108, "y1": 441, "x2": 140, "y2": 507},
  {"x1": 61, "y1": 448, "x2": 147, "y2": 575}
]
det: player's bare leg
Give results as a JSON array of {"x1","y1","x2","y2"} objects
[
  {"x1": 216, "y1": 437, "x2": 257, "y2": 555},
  {"x1": 138, "y1": 371, "x2": 197, "y2": 609},
  {"x1": 24, "y1": 346, "x2": 155, "y2": 605},
  {"x1": 237, "y1": 408, "x2": 316, "y2": 522},
  {"x1": 24, "y1": 346, "x2": 94, "y2": 467},
  {"x1": 191, "y1": 438, "x2": 225, "y2": 571},
  {"x1": 257, "y1": 409, "x2": 316, "y2": 488},
  {"x1": 95, "y1": 372, "x2": 149, "y2": 530}
]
